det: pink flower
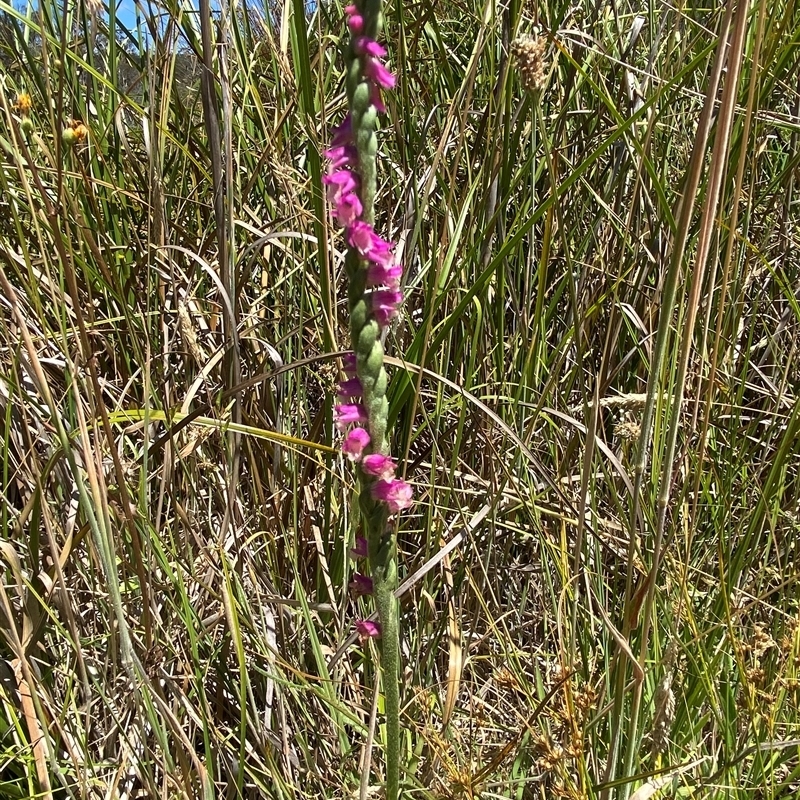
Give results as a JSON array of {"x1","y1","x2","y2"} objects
[
  {"x1": 333, "y1": 192, "x2": 363, "y2": 226},
  {"x1": 331, "y1": 115, "x2": 352, "y2": 147},
  {"x1": 367, "y1": 263, "x2": 403, "y2": 289},
  {"x1": 323, "y1": 169, "x2": 358, "y2": 203},
  {"x1": 343, "y1": 427, "x2": 371, "y2": 461},
  {"x1": 361, "y1": 453, "x2": 397, "y2": 481},
  {"x1": 355, "y1": 619, "x2": 381, "y2": 641},
  {"x1": 365, "y1": 245, "x2": 394, "y2": 268},
  {"x1": 324, "y1": 145, "x2": 358, "y2": 170},
  {"x1": 364, "y1": 58, "x2": 395, "y2": 89},
  {"x1": 349, "y1": 572, "x2": 374, "y2": 597},
  {"x1": 370, "y1": 289, "x2": 403, "y2": 325},
  {"x1": 370, "y1": 84, "x2": 387, "y2": 114},
  {"x1": 347, "y1": 13, "x2": 364, "y2": 34},
  {"x1": 366, "y1": 250, "x2": 396, "y2": 270},
  {"x1": 342, "y1": 352, "x2": 357, "y2": 377},
  {"x1": 337, "y1": 377, "x2": 363, "y2": 399},
  {"x1": 335, "y1": 403, "x2": 368, "y2": 429},
  {"x1": 371, "y1": 478, "x2": 413, "y2": 513},
  {"x1": 346, "y1": 221, "x2": 393, "y2": 261},
  {"x1": 349, "y1": 535, "x2": 368, "y2": 559},
  {"x1": 354, "y1": 37, "x2": 387, "y2": 58}
]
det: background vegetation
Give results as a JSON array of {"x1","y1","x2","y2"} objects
[{"x1": 0, "y1": 0, "x2": 799, "y2": 797}]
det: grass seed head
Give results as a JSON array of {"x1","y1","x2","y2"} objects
[
  {"x1": 614, "y1": 418, "x2": 641, "y2": 441},
  {"x1": 511, "y1": 34, "x2": 548, "y2": 93}
]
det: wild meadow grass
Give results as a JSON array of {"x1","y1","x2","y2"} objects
[{"x1": 0, "y1": 0, "x2": 799, "y2": 797}]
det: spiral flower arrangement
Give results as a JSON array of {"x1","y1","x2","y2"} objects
[{"x1": 323, "y1": 3, "x2": 411, "y2": 797}]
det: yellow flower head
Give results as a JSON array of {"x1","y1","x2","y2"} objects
[{"x1": 14, "y1": 92, "x2": 33, "y2": 116}]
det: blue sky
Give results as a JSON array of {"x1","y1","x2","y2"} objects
[
  {"x1": 116, "y1": 0, "x2": 137, "y2": 30},
  {"x1": 111, "y1": 0, "x2": 220, "y2": 40}
]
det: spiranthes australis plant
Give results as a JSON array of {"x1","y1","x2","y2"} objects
[{"x1": 323, "y1": 3, "x2": 412, "y2": 799}]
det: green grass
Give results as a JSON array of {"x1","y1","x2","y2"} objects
[{"x1": 0, "y1": 0, "x2": 799, "y2": 797}]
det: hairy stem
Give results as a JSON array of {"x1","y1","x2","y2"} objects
[
  {"x1": 344, "y1": 2, "x2": 402, "y2": 795},
  {"x1": 365, "y1": 495, "x2": 399, "y2": 799}
]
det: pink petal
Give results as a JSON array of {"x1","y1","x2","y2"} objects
[
  {"x1": 365, "y1": 244, "x2": 394, "y2": 268},
  {"x1": 366, "y1": 263, "x2": 403, "y2": 289},
  {"x1": 365, "y1": 58, "x2": 395, "y2": 89},
  {"x1": 347, "y1": 13, "x2": 364, "y2": 34},
  {"x1": 349, "y1": 535, "x2": 368, "y2": 559},
  {"x1": 323, "y1": 170, "x2": 358, "y2": 205},
  {"x1": 324, "y1": 145, "x2": 358, "y2": 170},
  {"x1": 342, "y1": 352, "x2": 357, "y2": 377},
  {"x1": 370, "y1": 83, "x2": 387, "y2": 114},
  {"x1": 354, "y1": 37, "x2": 386, "y2": 58},
  {"x1": 331, "y1": 115, "x2": 353, "y2": 147},
  {"x1": 347, "y1": 220, "x2": 393, "y2": 259},
  {"x1": 343, "y1": 427, "x2": 371, "y2": 461},
  {"x1": 349, "y1": 572, "x2": 374, "y2": 597},
  {"x1": 361, "y1": 454, "x2": 397, "y2": 481},
  {"x1": 370, "y1": 289, "x2": 403, "y2": 325},
  {"x1": 334, "y1": 192, "x2": 363, "y2": 226},
  {"x1": 355, "y1": 619, "x2": 381, "y2": 640},
  {"x1": 323, "y1": 169, "x2": 357, "y2": 189},
  {"x1": 371, "y1": 478, "x2": 413, "y2": 513},
  {"x1": 337, "y1": 377, "x2": 363, "y2": 398},
  {"x1": 335, "y1": 403, "x2": 368, "y2": 429}
]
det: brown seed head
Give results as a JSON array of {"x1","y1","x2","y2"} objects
[
  {"x1": 650, "y1": 642, "x2": 678, "y2": 755},
  {"x1": 614, "y1": 419, "x2": 641, "y2": 441},
  {"x1": 650, "y1": 680, "x2": 675, "y2": 754},
  {"x1": 511, "y1": 35, "x2": 548, "y2": 93}
]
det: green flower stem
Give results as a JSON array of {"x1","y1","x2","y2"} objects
[
  {"x1": 344, "y1": 3, "x2": 401, "y2": 797},
  {"x1": 348, "y1": 256, "x2": 401, "y2": 796},
  {"x1": 361, "y1": 491, "x2": 399, "y2": 799},
  {"x1": 347, "y1": 142, "x2": 401, "y2": 800}
]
